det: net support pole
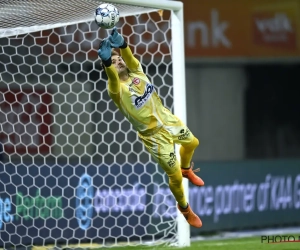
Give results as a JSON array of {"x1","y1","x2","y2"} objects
[{"x1": 171, "y1": 4, "x2": 191, "y2": 247}]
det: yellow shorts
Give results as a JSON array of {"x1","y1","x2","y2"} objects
[{"x1": 138, "y1": 116, "x2": 195, "y2": 175}]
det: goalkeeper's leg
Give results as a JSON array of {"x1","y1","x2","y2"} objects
[
  {"x1": 138, "y1": 129, "x2": 202, "y2": 228},
  {"x1": 167, "y1": 161, "x2": 202, "y2": 228},
  {"x1": 165, "y1": 121, "x2": 204, "y2": 186},
  {"x1": 180, "y1": 137, "x2": 199, "y2": 168},
  {"x1": 179, "y1": 136, "x2": 204, "y2": 186}
]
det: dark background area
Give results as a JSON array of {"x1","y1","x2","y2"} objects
[{"x1": 245, "y1": 64, "x2": 300, "y2": 159}]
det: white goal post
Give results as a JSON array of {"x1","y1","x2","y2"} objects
[{"x1": 0, "y1": 0, "x2": 190, "y2": 248}]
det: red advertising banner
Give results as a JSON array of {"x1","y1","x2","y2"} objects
[
  {"x1": 0, "y1": 88, "x2": 52, "y2": 155},
  {"x1": 183, "y1": 0, "x2": 300, "y2": 58}
]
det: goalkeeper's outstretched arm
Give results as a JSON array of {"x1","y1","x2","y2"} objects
[
  {"x1": 120, "y1": 46, "x2": 139, "y2": 71},
  {"x1": 98, "y1": 39, "x2": 120, "y2": 94},
  {"x1": 105, "y1": 66, "x2": 120, "y2": 94},
  {"x1": 109, "y1": 27, "x2": 139, "y2": 71}
]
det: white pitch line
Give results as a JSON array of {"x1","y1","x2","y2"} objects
[{"x1": 193, "y1": 240, "x2": 257, "y2": 247}]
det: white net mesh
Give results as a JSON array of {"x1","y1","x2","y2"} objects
[
  {"x1": 0, "y1": 0, "x2": 178, "y2": 249},
  {"x1": 0, "y1": 0, "x2": 158, "y2": 38}
]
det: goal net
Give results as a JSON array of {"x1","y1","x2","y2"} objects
[{"x1": 0, "y1": 0, "x2": 188, "y2": 249}]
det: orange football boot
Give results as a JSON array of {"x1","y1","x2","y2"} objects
[
  {"x1": 177, "y1": 203, "x2": 202, "y2": 228},
  {"x1": 181, "y1": 162, "x2": 204, "y2": 186}
]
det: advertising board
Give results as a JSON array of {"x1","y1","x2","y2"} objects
[{"x1": 0, "y1": 160, "x2": 299, "y2": 248}]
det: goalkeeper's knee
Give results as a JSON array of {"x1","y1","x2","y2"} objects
[{"x1": 182, "y1": 136, "x2": 199, "y2": 151}]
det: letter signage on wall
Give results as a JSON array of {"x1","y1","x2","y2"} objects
[{"x1": 183, "y1": 0, "x2": 300, "y2": 58}]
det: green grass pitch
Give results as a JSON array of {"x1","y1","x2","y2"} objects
[{"x1": 93, "y1": 236, "x2": 300, "y2": 250}]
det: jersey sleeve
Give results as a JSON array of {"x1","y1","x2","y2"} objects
[
  {"x1": 105, "y1": 65, "x2": 121, "y2": 103},
  {"x1": 105, "y1": 65, "x2": 120, "y2": 94},
  {"x1": 120, "y1": 46, "x2": 144, "y2": 73}
]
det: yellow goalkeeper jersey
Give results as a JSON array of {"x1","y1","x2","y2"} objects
[{"x1": 104, "y1": 47, "x2": 179, "y2": 135}]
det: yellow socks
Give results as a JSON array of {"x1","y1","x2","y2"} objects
[
  {"x1": 168, "y1": 167, "x2": 187, "y2": 208},
  {"x1": 180, "y1": 137, "x2": 199, "y2": 168}
]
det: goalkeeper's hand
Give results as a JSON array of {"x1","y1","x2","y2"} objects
[
  {"x1": 98, "y1": 39, "x2": 112, "y2": 61},
  {"x1": 109, "y1": 27, "x2": 126, "y2": 48}
]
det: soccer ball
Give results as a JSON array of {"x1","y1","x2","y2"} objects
[{"x1": 94, "y1": 3, "x2": 120, "y2": 29}]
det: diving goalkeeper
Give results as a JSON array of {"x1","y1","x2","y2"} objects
[{"x1": 98, "y1": 27, "x2": 204, "y2": 228}]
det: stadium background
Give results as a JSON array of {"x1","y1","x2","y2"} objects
[{"x1": 0, "y1": 0, "x2": 300, "y2": 246}]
